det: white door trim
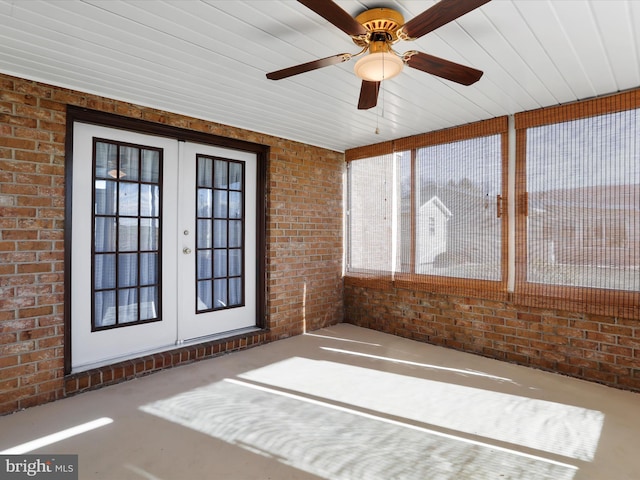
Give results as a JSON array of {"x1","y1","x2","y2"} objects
[{"x1": 68, "y1": 119, "x2": 265, "y2": 373}]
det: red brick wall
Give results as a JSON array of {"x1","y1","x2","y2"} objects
[
  {"x1": 0, "y1": 73, "x2": 344, "y2": 415},
  {"x1": 268, "y1": 141, "x2": 344, "y2": 338},
  {"x1": 344, "y1": 281, "x2": 640, "y2": 392}
]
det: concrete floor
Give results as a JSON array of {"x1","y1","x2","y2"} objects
[{"x1": 1, "y1": 324, "x2": 639, "y2": 480}]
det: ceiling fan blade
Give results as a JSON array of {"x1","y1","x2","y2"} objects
[
  {"x1": 400, "y1": 0, "x2": 491, "y2": 40},
  {"x1": 298, "y1": 0, "x2": 367, "y2": 37},
  {"x1": 357, "y1": 80, "x2": 380, "y2": 110},
  {"x1": 406, "y1": 52, "x2": 483, "y2": 85},
  {"x1": 266, "y1": 54, "x2": 350, "y2": 80}
]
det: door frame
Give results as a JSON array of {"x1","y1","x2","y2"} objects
[{"x1": 64, "y1": 106, "x2": 268, "y2": 375}]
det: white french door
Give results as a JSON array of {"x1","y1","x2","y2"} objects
[
  {"x1": 71, "y1": 123, "x2": 258, "y2": 371},
  {"x1": 177, "y1": 142, "x2": 257, "y2": 341}
]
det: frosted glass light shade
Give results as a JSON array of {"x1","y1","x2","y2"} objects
[{"x1": 354, "y1": 52, "x2": 404, "y2": 82}]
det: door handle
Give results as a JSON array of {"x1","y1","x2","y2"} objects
[{"x1": 183, "y1": 247, "x2": 192, "y2": 255}]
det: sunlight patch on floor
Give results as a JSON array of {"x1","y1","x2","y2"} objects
[
  {"x1": 140, "y1": 380, "x2": 577, "y2": 480},
  {"x1": 303, "y1": 332, "x2": 382, "y2": 347},
  {"x1": 320, "y1": 346, "x2": 517, "y2": 382},
  {"x1": 0, "y1": 417, "x2": 113, "y2": 455},
  {"x1": 238, "y1": 357, "x2": 603, "y2": 461}
]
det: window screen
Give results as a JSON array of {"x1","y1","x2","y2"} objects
[
  {"x1": 525, "y1": 109, "x2": 639, "y2": 292},
  {"x1": 347, "y1": 133, "x2": 504, "y2": 286},
  {"x1": 415, "y1": 135, "x2": 502, "y2": 280},
  {"x1": 347, "y1": 154, "x2": 396, "y2": 278}
]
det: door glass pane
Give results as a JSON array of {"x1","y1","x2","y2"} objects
[
  {"x1": 213, "y1": 220, "x2": 227, "y2": 248},
  {"x1": 95, "y1": 290, "x2": 116, "y2": 327},
  {"x1": 229, "y1": 277, "x2": 242, "y2": 306},
  {"x1": 229, "y1": 162, "x2": 243, "y2": 189},
  {"x1": 92, "y1": 139, "x2": 162, "y2": 329},
  {"x1": 118, "y1": 289, "x2": 139, "y2": 323},
  {"x1": 198, "y1": 157, "x2": 213, "y2": 188},
  {"x1": 140, "y1": 286, "x2": 158, "y2": 321},
  {"x1": 229, "y1": 191, "x2": 242, "y2": 219},
  {"x1": 140, "y1": 184, "x2": 160, "y2": 217},
  {"x1": 214, "y1": 249, "x2": 227, "y2": 277},
  {"x1": 229, "y1": 249, "x2": 241, "y2": 277},
  {"x1": 198, "y1": 280, "x2": 213, "y2": 310},
  {"x1": 198, "y1": 219, "x2": 212, "y2": 248},
  {"x1": 214, "y1": 279, "x2": 227, "y2": 308},
  {"x1": 120, "y1": 146, "x2": 140, "y2": 181},
  {"x1": 214, "y1": 190, "x2": 227, "y2": 217},
  {"x1": 214, "y1": 159, "x2": 228, "y2": 188},
  {"x1": 140, "y1": 218, "x2": 159, "y2": 251},
  {"x1": 95, "y1": 217, "x2": 116, "y2": 252},
  {"x1": 198, "y1": 188, "x2": 212, "y2": 217},
  {"x1": 95, "y1": 180, "x2": 117, "y2": 215},
  {"x1": 94, "y1": 254, "x2": 116, "y2": 289},
  {"x1": 95, "y1": 142, "x2": 117, "y2": 179},
  {"x1": 140, "y1": 253, "x2": 158, "y2": 285},
  {"x1": 118, "y1": 253, "x2": 138, "y2": 287},
  {"x1": 141, "y1": 150, "x2": 160, "y2": 183},
  {"x1": 118, "y1": 218, "x2": 139, "y2": 251},
  {"x1": 119, "y1": 183, "x2": 139, "y2": 216},
  {"x1": 197, "y1": 250, "x2": 212, "y2": 280},
  {"x1": 229, "y1": 221, "x2": 242, "y2": 248},
  {"x1": 196, "y1": 156, "x2": 245, "y2": 312}
]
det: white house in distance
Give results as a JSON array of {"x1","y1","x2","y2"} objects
[{"x1": 417, "y1": 195, "x2": 452, "y2": 270}]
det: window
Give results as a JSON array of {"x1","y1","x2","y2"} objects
[
  {"x1": 414, "y1": 135, "x2": 502, "y2": 281},
  {"x1": 196, "y1": 156, "x2": 245, "y2": 312},
  {"x1": 516, "y1": 95, "x2": 640, "y2": 315},
  {"x1": 92, "y1": 139, "x2": 162, "y2": 330},
  {"x1": 347, "y1": 90, "x2": 639, "y2": 318},
  {"x1": 347, "y1": 154, "x2": 396, "y2": 277},
  {"x1": 346, "y1": 118, "x2": 507, "y2": 293}
]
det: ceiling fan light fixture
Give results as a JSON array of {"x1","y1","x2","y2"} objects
[
  {"x1": 354, "y1": 49, "x2": 404, "y2": 82},
  {"x1": 267, "y1": 2, "x2": 490, "y2": 109}
]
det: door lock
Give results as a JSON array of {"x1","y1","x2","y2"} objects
[{"x1": 183, "y1": 247, "x2": 192, "y2": 254}]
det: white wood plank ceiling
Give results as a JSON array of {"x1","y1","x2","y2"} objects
[{"x1": 0, "y1": 0, "x2": 638, "y2": 152}]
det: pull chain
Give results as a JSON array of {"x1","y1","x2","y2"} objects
[{"x1": 375, "y1": 81, "x2": 385, "y2": 135}]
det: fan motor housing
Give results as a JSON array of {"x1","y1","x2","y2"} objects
[{"x1": 353, "y1": 8, "x2": 405, "y2": 46}]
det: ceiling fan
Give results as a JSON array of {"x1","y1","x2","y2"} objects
[{"x1": 266, "y1": 0, "x2": 491, "y2": 110}]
